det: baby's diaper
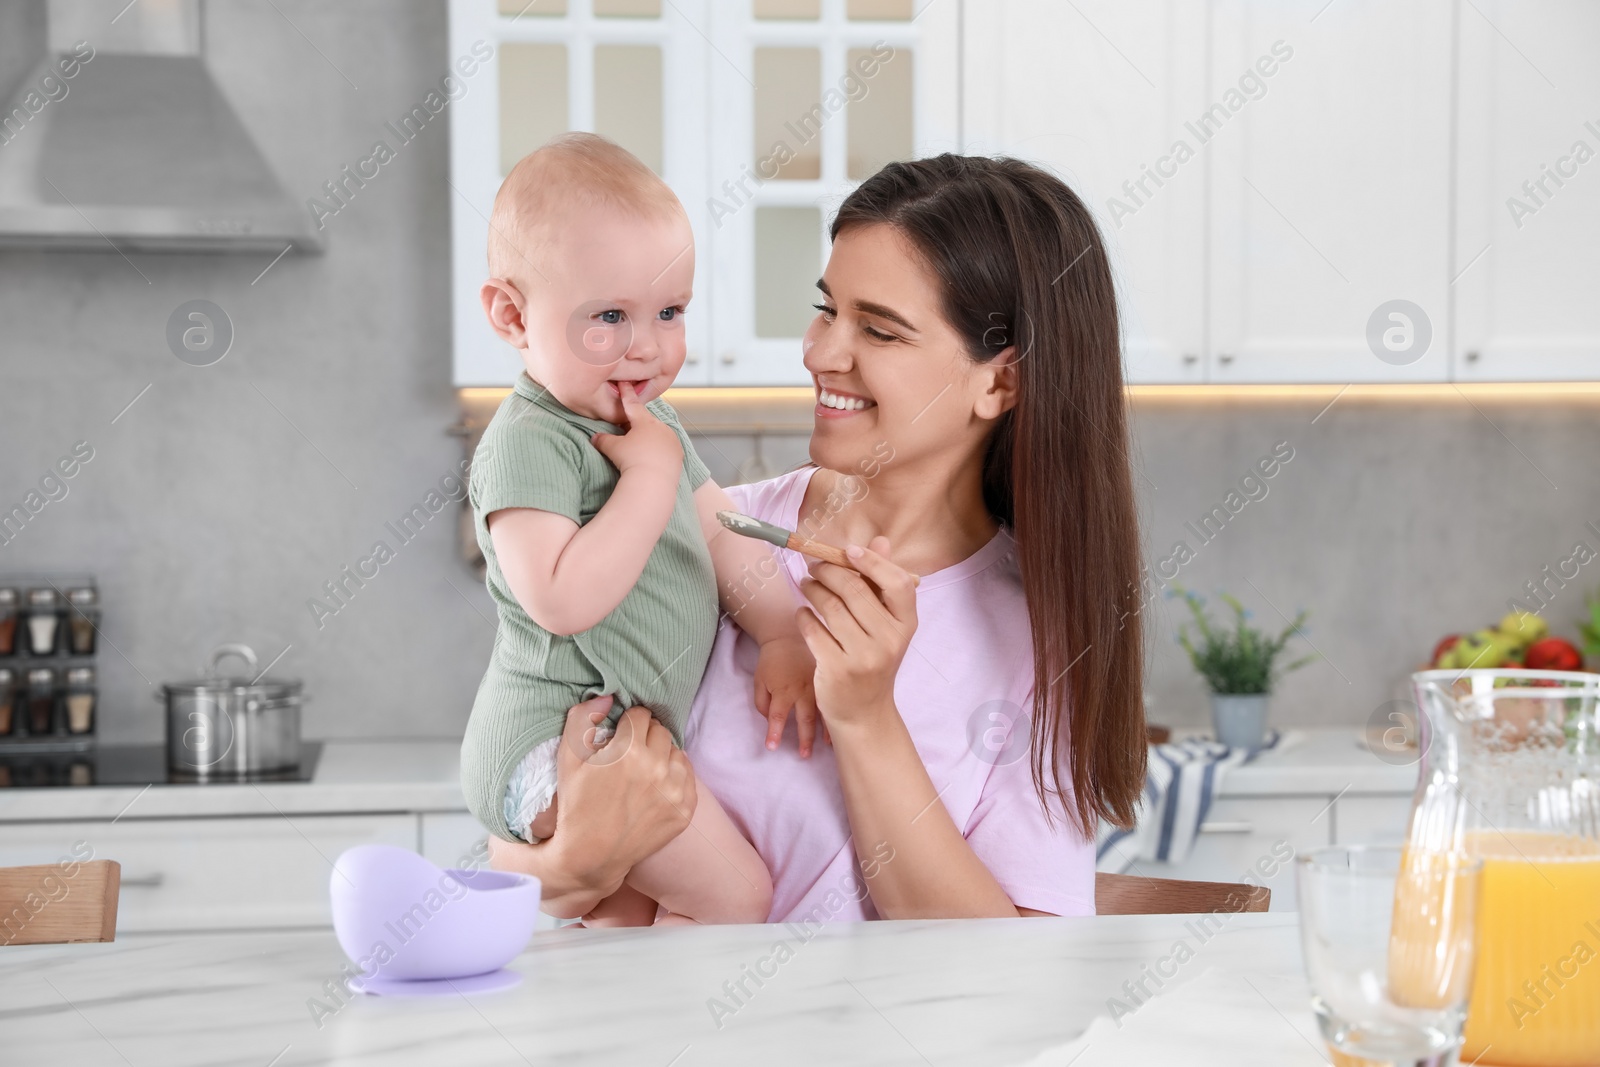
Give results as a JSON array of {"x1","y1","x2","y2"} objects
[
  {"x1": 501, "y1": 720, "x2": 617, "y2": 842},
  {"x1": 503, "y1": 736, "x2": 561, "y2": 842}
]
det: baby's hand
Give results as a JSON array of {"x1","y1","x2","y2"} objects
[
  {"x1": 753, "y1": 635, "x2": 824, "y2": 757},
  {"x1": 591, "y1": 384, "x2": 682, "y2": 477}
]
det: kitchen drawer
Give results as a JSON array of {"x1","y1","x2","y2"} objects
[
  {"x1": 1333, "y1": 794, "x2": 1413, "y2": 846},
  {"x1": 1147, "y1": 796, "x2": 1333, "y2": 913},
  {"x1": 0, "y1": 815, "x2": 418, "y2": 932}
]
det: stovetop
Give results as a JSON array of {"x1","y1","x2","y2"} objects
[{"x1": 0, "y1": 742, "x2": 322, "y2": 788}]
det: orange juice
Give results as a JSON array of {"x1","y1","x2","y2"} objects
[
  {"x1": 1388, "y1": 849, "x2": 1478, "y2": 1013},
  {"x1": 1396, "y1": 832, "x2": 1600, "y2": 1066},
  {"x1": 1461, "y1": 831, "x2": 1600, "y2": 1066}
]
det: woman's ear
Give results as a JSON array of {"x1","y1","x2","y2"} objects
[
  {"x1": 974, "y1": 345, "x2": 1020, "y2": 420},
  {"x1": 480, "y1": 278, "x2": 530, "y2": 348}
]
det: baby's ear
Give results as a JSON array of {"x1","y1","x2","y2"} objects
[{"x1": 480, "y1": 278, "x2": 529, "y2": 347}]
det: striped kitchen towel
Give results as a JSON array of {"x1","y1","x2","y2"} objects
[{"x1": 1095, "y1": 731, "x2": 1281, "y2": 873}]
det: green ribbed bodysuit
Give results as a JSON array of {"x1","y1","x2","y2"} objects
[{"x1": 460, "y1": 373, "x2": 717, "y2": 841}]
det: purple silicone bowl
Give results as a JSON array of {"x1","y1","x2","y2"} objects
[{"x1": 330, "y1": 844, "x2": 542, "y2": 982}]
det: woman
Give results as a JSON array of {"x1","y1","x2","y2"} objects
[{"x1": 490, "y1": 154, "x2": 1147, "y2": 921}]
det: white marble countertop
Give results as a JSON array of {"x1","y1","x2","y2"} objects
[
  {"x1": 0, "y1": 728, "x2": 1413, "y2": 824},
  {"x1": 2, "y1": 913, "x2": 1314, "y2": 1066}
]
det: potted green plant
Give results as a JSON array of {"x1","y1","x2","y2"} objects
[{"x1": 1174, "y1": 588, "x2": 1315, "y2": 749}]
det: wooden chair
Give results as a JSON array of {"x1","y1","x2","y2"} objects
[
  {"x1": 0, "y1": 860, "x2": 121, "y2": 946},
  {"x1": 1095, "y1": 871, "x2": 1271, "y2": 915}
]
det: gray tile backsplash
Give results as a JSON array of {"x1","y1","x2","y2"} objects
[{"x1": 1130, "y1": 395, "x2": 1599, "y2": 731}]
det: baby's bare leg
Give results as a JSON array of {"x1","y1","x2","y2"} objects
[
  {"x1": 623, "y1": 775, "x2": 772, "y2": 925},
  {"x1": 526, "y1": 797, "x2": 559, "y2": 843},
  {"x1": 581, "y1": 882, "x2": 662, "y2": 927}
]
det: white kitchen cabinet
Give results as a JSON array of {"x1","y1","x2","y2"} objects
[
  {"x1": 1206, "y1": 0, "x2": 1455, "y2": 383},
  {"x1": 419, "y1": 811, "x2": 491, "y2": 871},
  {"x1": 451, "y1": 0, "x2": 1600, "y2": 388},
  {"x1": 1332, "y1": 793, "x2": 1413, "y2": 846},
  {"x1": 0, "y1": 814, "x2": 418, "y2": 933},
  {"x1": 962, "y1": 0, "x2": 1208, "y2": 384},
  {"x1": 1453, "y1": 0, "x2": 1600, "y2": 381},
  {"x1": 706, "y1": 2, "x2": 959, "y2": 384},
  {"x1": 1148, "y1": 794, "x2": 1331, "y2": 912},
  {"x1": 450, "y1": 0, "x2": 715, "y2": 387},
  {"x1": 964, "y1": 0, "x2": 1457, "y2": 385},
  {"x1": 449, "y1": 0, "x2": 959, "y2": 387}
]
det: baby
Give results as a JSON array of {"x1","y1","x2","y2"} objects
[{"x1": 461, "y1": 133, "x2": 814, "y2": 926}]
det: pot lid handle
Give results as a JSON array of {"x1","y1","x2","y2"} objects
[{"x1": 209, "y1": 643, "x2": 259, "y2": 678}]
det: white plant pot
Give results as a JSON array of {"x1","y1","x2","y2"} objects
[{"x1": 1210, "y1": 693, "x2": 1270, "y2": 750}]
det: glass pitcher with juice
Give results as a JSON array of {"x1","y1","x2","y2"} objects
[{"x1": 1397, "y1": 668, "x2": 1600, "y2": 1067}]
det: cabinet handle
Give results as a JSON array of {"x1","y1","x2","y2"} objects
[
  {"x1": 686, "y1": 350, "x2": 701, "y2": 365},
  {"x1": 1198, "y1": 821, "x2": 1253, "y2": 834},
  {"x1": 1182, "y1": 353, "x2": 1198, "y2": 365},
  {"x1": 720, "y1": 351, "x2": 737, "y2": 365},
  {"x1": 121, "y1": 873, "x2": 166, "y2": 888},
  {"x1": 1217, "y1": 353, "x2": 1235, "y2": 365},
  {"x1": 1465, "y1": 350, "x2": 1480, "y2": 363}
]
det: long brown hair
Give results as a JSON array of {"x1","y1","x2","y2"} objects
[{"x1": 832, "y1": 154, "x2": 1145, "y2": 836}]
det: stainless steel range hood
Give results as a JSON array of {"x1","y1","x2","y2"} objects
[{"x1": 0, "y1": 0, "x2": 322, "y2": 254}]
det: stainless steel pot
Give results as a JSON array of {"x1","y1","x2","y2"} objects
[{"x1": 160, "y1": 644, "x2": 305, "y2": 779}]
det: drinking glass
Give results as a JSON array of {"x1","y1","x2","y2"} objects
[{"x1": 1297, "y1": 845, "x2": 1482, "y2": 1067}]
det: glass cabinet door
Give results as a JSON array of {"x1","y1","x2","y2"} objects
[
  {"x1": 449, "y1": 0, "x2": 953, "y2": 387},
  {"x1": 450, "y1": 0, "x2": 711, "y2": 387},
  {"x1": 708, "y1": 0, "x2": 956, "y2": 384}
]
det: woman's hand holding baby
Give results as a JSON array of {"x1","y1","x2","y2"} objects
[
  {"x1": 590, "y1": 383, "x2": 682, "y2": 478},
  {"x1": 795, "y1": 536, "x2": 919, "y2": 734},
  {"x1": 490, "y1": 697, "x2": 697, "y2": 918}
]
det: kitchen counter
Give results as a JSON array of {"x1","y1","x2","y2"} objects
[
  {"x1": 0, "y1": 729, "x2": 1413, "y2": 824},
  {"x1": 3, "y1": 912, "x2": 1316, "y2": 1067},
  {"x1": 0, "y1": 740, "x2": 466, "y2": 822},
  {"x1": 1206, "y1": 727, "x2": 1420, "y2": 797},
  {"x1": 0, "y1": 729, "x2": 1412, "y2": 932}
]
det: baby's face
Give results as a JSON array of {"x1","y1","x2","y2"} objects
[{"x1": 521, "y1": 206, "x2": 694, "y2": 424}]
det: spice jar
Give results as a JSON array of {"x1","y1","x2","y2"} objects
[
  {"x1": 65, "y1": 586, "x2": 99, "y2": 656},
  {"x1": 0, "y1": 667, "x2": 15, "y2": 735},
  {"x1": 64, "y1": 666, "x2": 96, "y2": 735},
  {"x1": 0, "y1": 588, "x2": 17, "y2": 656},
  {"x1": 25, "y1": 588, "x2": 61, "y2": 656},
  {"x1": 25, "y1": 667, "x2": 56, "y2": 735}
]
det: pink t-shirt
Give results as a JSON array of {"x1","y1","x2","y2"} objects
[{"x1": 684, "y1": 467, "x2": 1096, "y2": 923}]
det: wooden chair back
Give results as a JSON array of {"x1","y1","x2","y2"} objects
[
  {"x1": 1095, "y1": 871, "x2": 1271, "y2": 915},
  {"x1": 0, "y1": 860, "x2": 121, "y2": 945}
]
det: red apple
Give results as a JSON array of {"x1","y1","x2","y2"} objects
[
  {"x1": 1524, "y1": 637, "x2": 1584, "y2": 672},
  {"x1": 1430, "y1": 634, "x2": 1460, "y2": 668}
]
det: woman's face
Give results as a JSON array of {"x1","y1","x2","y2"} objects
[{"x1": 802, "y1": 223, "x2": 1014, "y2": 478}]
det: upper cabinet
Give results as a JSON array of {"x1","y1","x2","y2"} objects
[
  {"x1": 962, "y1": 0, "x2": 1209, "y2": 385},
  {"x1": 452, "y1": 0, "x2": 1600, "y2": 387},
  {"x1": 1206, "y1": 0, "x2": 1454, "y2": 383},
  {"x1": 707, "y1": 1, "x2": 959, "y2": 384},
  {"x1": 448, "y1": 0, "x2": 956, "y2": 387},
  {"x1": 1454, "y1": 0, "x2": 1600, "y2": 381},
  {"x1": 449, "y1": 0, "x2": 715, "y2": 387}
]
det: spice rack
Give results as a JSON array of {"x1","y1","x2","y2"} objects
[{"x1": 0, "y1": 577, "x2": 100, "y2": 753}]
